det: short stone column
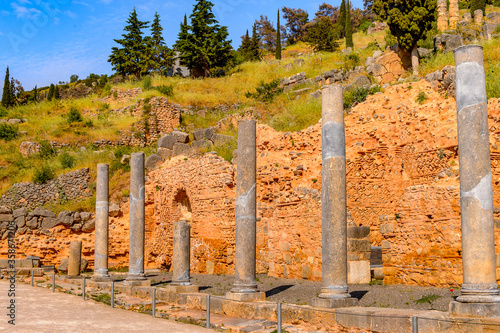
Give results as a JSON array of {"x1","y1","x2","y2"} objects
[
  {"x1": 68, "y1": 241, "x2": 82, "y2": 277},
  {"x1": 227, "y1": 119, "x2": 264, "y2": 301},
  {"x1": 172, "y1": 220, "x2": 191, "y2": 285},
  {"x1": 474, "y1": 9, "x2": 483, "y2": 26},
  {"x1": 449, "y1": 0, "x2": 459, "y2": 30},
  {"x1": 437, "y1": 0, "x2": 449, "y2": 32},
  {"x1": 125, "y1": 152, "x2": 149, "y2": 286},
  {"x1": 450, "y1": 45, "x2": 500, "y2": 317},
  {"x1": 93, "y1": 164, "x2": 111, "y2": 282},
  {"x1": 313, "y1": 85, "x2": 357, "y2": 308}
]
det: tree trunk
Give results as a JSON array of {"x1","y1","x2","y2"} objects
[{"x1": 411, "y1": 45, "x2": 419, "y2": 76}]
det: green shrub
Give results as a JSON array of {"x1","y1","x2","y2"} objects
[
  {"x1": 39, "y1": 140, "x2": 55, "y2": 157},
  {"x1": 0, "y1": 123, "x2": 18, "y2": 141},
  {"x1": 245, "y1": 79, "x2": 282, "y2": 103},
  {"x1": 359, "y1": 20, "x2": 372, "y2": 33},
  {"x1": 416, "y1": 90, "x2": 428, "y2": 104},
  {"x1": 344, "y1": 86, "x2": 382, "y2": 112},
  {"x1": 142, "y1": 76, "x2": 152, "y2": 91},
  {"x1": 214, "y1": 139, "x2": 237, "y2": 163},
  {"x1": 59, "y1": 152, "x2": 75, "y2": 169},
  {"x1": 67, "y1": 107, "x2": 83, "y2": 123},
  {"x1": 84, "y1": 119, "x2": 93, "y2": 128},
  {"x1": 155, "y1": 85, "x2": 174, "y2": 96},
  {"x1": 343, "y1": 53, "x2": 361, "y2": 72},
  {"x1": 0, "y1": 107, "x2": 7, "y2": 118},
  {"x1": 33, "y1": 165, "x2": 55, "y2": 184},
  {"x1": 100, "y1": 83, "x2": 112, "y2": 97}
]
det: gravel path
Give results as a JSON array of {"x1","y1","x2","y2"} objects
[{"x1": 135, "y1": 271, "x2": 459, "y2": 312}]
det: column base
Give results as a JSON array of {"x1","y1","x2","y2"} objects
[
  {"x1": 312, "y1": 297, "x2": 358, "y2": 308},
  {"x1": 164, "y1": 284, "x2": 199, "y2": 293},
  {"x1": 226, "y1": 291, "x2": 266, "y2": 301},
  {"x1": 91, "y1": 275, "x2": 112, "y2": 283},
  {"x1": 122, "y1": 279, "x2": 151, "y2": 287},
  {"x1": 450, "y1": 300, "x2": 500, "y2": 318}
]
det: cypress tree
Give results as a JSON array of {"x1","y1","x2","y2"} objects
[
  {"x1": 33, "y1": 85, "x2": 38, "y2": 102},
  {"x1": 250, "y1": 23, "x2": 261, "y2": 61},
  {"x1": 47, "y1": 84, "x2": 55, "y2": 101},
  {"x1": 338, "y1": 0, "x2": 347, "y2": 38},
  {"x1": 239, "y1": 30, "x2": 252, "y2": 60},
  {"x1": 9, "y1": 78, "x2": 16, "y2": 105},
  {"x1": 145, "y1": 12, "x2": 174, "y2": 74},
  {"x1": 108, "y1": 8, "x2": 150, "y2": 78},
  {"x1": 1, "y1": 67, "x2": 11, "y2": 108},
  {"x1": 54, "y1": 85, "x2": 60, "y2": 100},
  {"x1": 276, "y1": 9, "x2": 282, "y2": 60},
  {"x1": 345, "y1": 0, "x2": 353, "y2": 48}
]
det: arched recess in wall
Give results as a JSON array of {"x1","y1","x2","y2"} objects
[{"x1": 173, "y1": 188, "x2": 192, "y2": 222}]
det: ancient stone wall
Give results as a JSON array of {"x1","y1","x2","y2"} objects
[{"x1": 0, "y1": 168, "x2": 92, "y2": 210}]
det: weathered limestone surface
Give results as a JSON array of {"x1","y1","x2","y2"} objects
[
  {"x1": 93, "y1": 164, "x2": 111, "y2": 282},
  {"x1": 172, "y1": 220, "x2": 191, "y2": 285},
  {"x1": 127, "y1": 153, "x2": 146, "y2": 282},
  {"x1": 449, "y1": 0, "x2": 459, "y2": 30},
  {"x1": 68, "y1": 241, "x2": 82, "y2": 277}
]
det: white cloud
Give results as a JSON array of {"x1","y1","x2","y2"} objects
[
  {"x1": 64, "y1": 10, "x2": 76, "y2": 18},
  {"x1": 1, "y1": 10, "x2": 10, "y2": 16},
  {"x1": 17, "y1": 0, "x2": 32, "y2": 4},
  {"x1": 11, "y1": 2, "x2": 41, "y2": 19},
  {"x1": 53, "y1": 17, "x2": 59, "y2": 25}
]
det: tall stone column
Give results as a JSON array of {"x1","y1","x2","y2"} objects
[
  {"x1": 450, "y1": 45, "x2": 500, "y2": 317},
  {"x1": 313, "y1": 85, "x2": 357, "y2": 308},
  {"x1": 474, "y1": 9, "x2": 484, "y2": 26},
  {"x1": 126, "y1": 152, "x2": 148, "y2": 285},
  {"x1": 437, "y1": 0, "x2": 449, "y2": 32},
  {"x1": 172, "y1": 220, "x2": 191, "y2": 285},
  {"x1": 449, "y1": 0, "x2": 459, "y2": 30},
  {"x1": 228, "y1": 120, "x2": 264, "y2": 301},
  {"x1": 93, "y1": 163, "x2": 111, "y2": 282},
  {"x1": 68, "y1": 241, "x2": 82, "y2": 277}
]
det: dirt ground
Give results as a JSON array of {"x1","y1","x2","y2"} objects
[{"x1": 107, "y1": 271, "x2": 460, "y2": 312}]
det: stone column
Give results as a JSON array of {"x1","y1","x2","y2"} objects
[
  {"x1": 126, "y1": 152, "x2": 147, "y2": 284},
  {"x1": 437, "y1": 0, "x2": 449, "y2": 32},
  {"x1": 93, "y1": 164, "x2": 111, "y2": 282},
  {"x1": 450, "y1": 45, "x2": 500, "y2": 317},
  {"x1": 313, "y1": 85, "x2": 357, "y2": 308},
  {"x1": 228, "y1": 120, "x2": 264, "y2": 301},
  {"x1": 68, "y1": 241, "x2": 82, "y2": 277},
  {"x1": 172, "y1": 220, "x2": 191, "y2": 285},
  {"x1": 474, "y1": 9, "x2": 484, "y2": 26},
  {"x1": 449, "y1": 0, "x2": 459, "y2": 30}
]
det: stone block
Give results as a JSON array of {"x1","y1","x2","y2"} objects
[
  {"x1": 173, "y1": 143, "x2": 194, "y2": 157},
  {"x1": 225, "y1": 292, "x2": 266, "y2": 301},
  {"x1": 191, "y1": 139, "x2": 212, "y2": 151},
  {"x1": 193, "y1": 128, "x2": 214, "y2": 141},
  {"x1": 157, "y1": 147, "x2": 173, "y2": 159},
  {"x1": 312, "y1": 297, "x2": 358, "y2": 308},
  {"x1": 57, "y1": 211, "x2": 74, "y2": 226},
  {"x1": 109, "y1": 202, "x2": 121, "y2": 217},
  {"x1": 122, "y1": 279, "x2": 151, "y2": 287},
  {"x1": 41, "y1": 217, "x2": 61, "y2": 229},
  {"x1": 347, "y1": 226, "x2": 370, "y2": 239},
  {"x1": 487, "y1": 12, "x2": 500, "y2": 24},
  {"x1": 348, "y1": 260, "x2": 371, "y2": 284},
  {"x1": 0, "y1": 214, "x2": 13, "y2": 222},
  {"x1": 158, "y1": 135, "x2": 178, "y2": 149},
  {"x1": 163, "y1": 285, "x2": 199, "y2": 293},
  {"x1": 26, "y1": 217, "x2": 38, "y2": 229},
  {"x1": 381, "y1": 240, "x2": 391, "y2": 249},
  {"x1": 380, "y1": 223, "x2": 394, "y2": 234},
  {"x1": 211, "y1": 133, "x2": 234, "y2": 146},
  {"x1": 31, "y1": 207, "x2": 56, "y2": 218},
  {"x1": 373, "y1": 267, "x2": 384, "y2": 279},
  {"x1": 145, "y1": 153, "x2": 163, "y2": 172},
  {"x1": 171, "y1": 130, "x2": 189, "y2": 143},
  {"x1": 81, "y1": 219, "x2": 95, "y2": 232},
  {"x1": 383, "y1": 266, "x2": 398, "y2": 276},
  {"x1": 14, "y1": 216, "x2": 25, "y2": 228},
  {"x1": 450, "y1": 301, "x2": 500, "y2": 318},
  {"x1": 206, "y1": 261, "x2": 215, "y2": 275},
  {"x1": 80, "y1": 212, "x2": 91, "y2": 221},
  {"x1": 348, "y1": 239, "x2": 371, "y2": 252},
  {"x1": 301, "y1": 265, "x2": 311, "y2": 279},
  {"x1": 58, "y1": 258, "x2": 88, "y2": 272},
  {"x1": 344, "y1": 75, "x2": 371, "y2": 92},
  {"x1": 0, "y1": 206, "x2": 12, "y2": 214},
  {"x1": 13, "y1": 207, "x2": 27, "y2": 218}
]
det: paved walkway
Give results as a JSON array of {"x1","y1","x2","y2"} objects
[{"x1": 0, "y1": 280, "x2": 214, "y2": 332}]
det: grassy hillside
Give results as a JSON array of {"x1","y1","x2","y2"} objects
[{"x1": 1, "y1": 26, "x2": 500, "y2": 212}]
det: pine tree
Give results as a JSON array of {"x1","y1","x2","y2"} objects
[
  {"x1": 238, "y1": 30, "x2": 252, "y2": 60},
  {"x1": 345, "y1": 0, "x2": 354, "y2": 48},
  {"x1": 33, "y1": 85, "x2": 38, "y2": 102},
  {"x1": 47, "y1": 84, "x2": 55, "y2": 101},
  {"x1": 175, "y1": 0, "x2": 233, "y2": 77},
  {"x1": 144, "y1": 12, "x2": 174, "y2": 74},
  {"x1": 9, "y1": 78, "x2": 16, "y2": 105},
  {"x1": 276, "y1": 10, "x2": 282, "y2": 60},
  {"x1": 108, "y1": 8, "x2": 150, "y2": 78},
  {"x1": 338, "y1": 0, "x2": 347, "y2": 38},
  {"x1": 1, "y1": 67, "x2": 11, "y2": 108},
  {"x1": 470, "y1": 0, "x2": 486, "y2": 15},
  {"x1": 373, "y1": 0, "x2": 437, "y2": 73},
  {"x1": 307, "y1": 16, "x2": 340, "y2": 52},
  {"x1": 54, "y1": 85, "x2": 60, "y2": 100}
]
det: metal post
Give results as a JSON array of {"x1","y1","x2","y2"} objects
[
  {"x1": 277, "y1": 303, "x2": 282, "y2": 333},
  {"x1": 206, "y1": 295, "x2": 210, "y2": 330},
  {"x1": 111, "y1": 281, "x2": 114, "y2": 308},
  {"x1": 412, "y1": 316, "x2": 418, "y2": 333},
  {"x1": 52, "y1": 274, "x2": 55, "y2": 292},
  {"x1": 152, "y1": 288, "x2": 156, "y2": 318},
  {"x1": 82, "y1": 277, "x2": 86, "y2": 300},
  {"x1": 31, "y1": 271, "x2": 33, "y2": 286}
]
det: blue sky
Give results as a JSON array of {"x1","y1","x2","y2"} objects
[{"x1": 0, "y1": 0, "x2": 364, "y2": 91}]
